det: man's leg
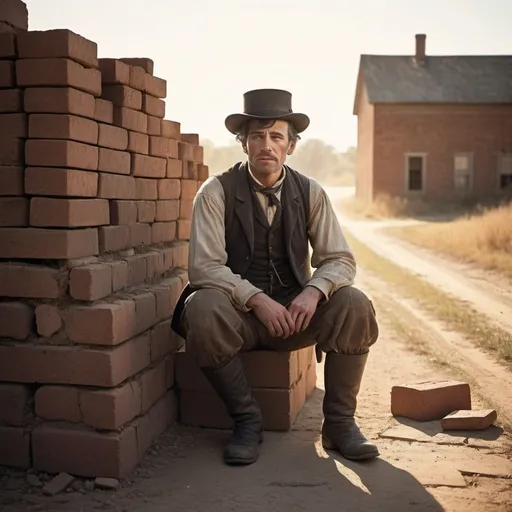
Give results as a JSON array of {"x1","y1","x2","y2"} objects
[{"x1": 181, "y1": 288, "x2": 263, "y2": 466}]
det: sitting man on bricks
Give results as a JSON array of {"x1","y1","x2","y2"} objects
[{"x1": 171, "y1": 88, "x2": 379, "y2": 466}]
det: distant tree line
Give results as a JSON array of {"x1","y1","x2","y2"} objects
[{"x1": 201, "y1": 138, "x2": 356, "y2": 187}]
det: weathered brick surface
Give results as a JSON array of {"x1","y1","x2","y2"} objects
[
  {"x1": 441, "y1": 409, "x2": 497, "y2": 431},
  {"x1": 149, "y1": 136, "x2": 178, "y2": 159},
  {"x1": 142, "y1": 94, "x2": 165, "y2": 118},
  {"x1": 126, "y1": 64, "x2": 145, "y2": 91},
  {"x1": 110, "y1": 200, "x2": 138, "y2": 225},
  {"x1": 28, "y1": 113, "x2": 99, "y2": 145},
  {"x1": 0, "y1": 0, "x2": 28, "y2": 30},
  {"x1": 144, "y1": 74, "x2": 166, "y2": 98},
  {"x1": 0, "y1": 196, "x2": 28, "y2": 226},
  {"x1": 35, "y1": 304, "x2": 62, "y2": 338},
  {"x1": 161, "y1": 119, "x2": 180, "y2": 139},
  {"x1": 135, "y1": 178, "x2": 158, "y2": 199},
  {"x1": 128, "y1": 131, "x2": 149, "y2": 154},
  {"x1": 158, "y1": 178, "x2": 180, "y2": 199},
  {"x1": 132, "y1": 153, "x2": 166, "y2": 178},
  {"x1": 0, "y1": 301, "x2": 33, "y2": 339},
  {"x1": 0, "y1": 383, "x2": 33, "y2": 426},
  {"x1": 137, "y1": 201, "x2": 156, "y2": 223},
  {"x1": 0, "y1": 60, "x2": 14, "y2": 87},
  {"x1": 0, "y1": 113, "x2": 27, "y2": 138},
  {"x1": 180, "y1": 179, "x2": 198, "y2": 199},
  {"x1": 0, "y1": 138, "x2": 24, "y2": 166},
  {"x1": 98, "y1": 58, "x2": 130, "y2": 85},
  {"x1": 98, "y1": 173, "x2": 136, "y2": 199},
  {"x1": 102, "y1": 85, "x2": 142, "y2": 110},
  {"x1": 113, "y1": 106, "x2": 147, "y2": 133},
  {"x1": 98, "y1": 147, "x2": 131, "y2": 175},
  {"x1": 30, "y1": 197, "x2": 110, "y2": 227},
  {"x1": 166, "y1": 158, "x2": 182, "y2": 178},
  {"x1": 25, "y1": 139, "x2": 99, "y2": 170},
  {"x1": 0, "y1": 165, "x2": 23, "y2": 195},
  {"x1": 0, "y1": 426, "x2": 31, "y2": 469},
  {"x1": 156, "y1": 200, "x2": 179, "y2": 221},
  {"x1": 24, "y1": 87, "x2": 96, "y2": 118},
  {"x1": 98, "y1": 123, "x2": 128, "y2": 150},
  {"x1": 69, "y1": 263, "x2": 113, "y2": 301},
  {"x1": 0, "y1": 88, "x2": 22, "y2": 113},
  {"x1": 0, "y1": 262, "x2": 61, "y2": 298},
  {"x1": 0, "y1": 32, "x2": 16, "y2": 58},
  {"x1": 147, "y1": 115, "x2": 161, "y2": 136},
  {"x1": 25, "y1": 167, "x2": 98, "y2": 197},
  {"x1": 99, "y1": 225, "x2": 130, "y2": 251},
  {"x1": 120, "y1": 57, "x2": 154, "y2": 74},
  {"x1": 94, "y1": 98, "x2": 113, "y2": 123}
]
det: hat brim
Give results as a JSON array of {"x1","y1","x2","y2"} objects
[{"x1": 224, "y1": 112, "x2": 310, "y2": 135}]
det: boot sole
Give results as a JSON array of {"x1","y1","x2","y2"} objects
[
  {"x1": 224, "y1": 433, "x2": 264, "y2": 466},
  {"x1": 322, "y1": 438, "x2": 380, "y2": 461}
]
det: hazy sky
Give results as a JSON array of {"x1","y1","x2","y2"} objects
[{"x1": 25, "y1": 0, "x2": 510, "y2": 151}]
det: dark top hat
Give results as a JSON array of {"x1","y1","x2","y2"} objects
[{"x1": 225, "y1": 89, "x2": 310, "y2": 135}]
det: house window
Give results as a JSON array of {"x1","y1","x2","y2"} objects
[
  {"x1": 498, "y1": 153, "x2": 512, "y2": 190},
  {"x1": 454, "y1": 153, "x2": 473, "y2": 193},
  {"x1": 406, "y1": 155, "x2": 425, "y2": 191}
]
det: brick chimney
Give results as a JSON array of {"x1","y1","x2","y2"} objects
[{"x1": 415, "y1": 34, "x2": 426, "y2": 63}]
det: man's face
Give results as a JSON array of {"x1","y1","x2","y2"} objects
[{"x1": 243, "y1": 120, "x2": 296, "y2": 180}]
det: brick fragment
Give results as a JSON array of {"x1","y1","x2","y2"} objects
[
  {"x1": 35, "y1": 304, "x2": 62, "y2": 338},
  {"x1": 30, "y1": 197, "x2": 109, "y2": 227},
  {"x1": 142, "y1": 94, "x2": 165, "y2": 118},
  {"x1": 181, "y1": 179, "x2": 198, "y2": 199},
  {"x1": 0, "y1": 60, "x2": 14, "y2": 87},
  {"x1": 0, "y1": 88, "x2": 22, "y2": 112},
  {"x1": 149, "y1": 136, "x2": 178, "y2": 158},
  {"x1": 152, "y1": 221, "x2": 176, "y2": 243},
  {"x1": 181, "y1": 133, "x2": 199, "y2": 144},
  {"x1": 158, "y1": 178, "x2": 180, "y2": 199},
  {"x1": 0, "y1": 32, "x2": 16, "y2": 58},
  {"x1": 17, "y1": 29, "x2": 98, "y2": 68},
  {"x1": 113, "y1": 106, "x2": 147, "y2": 133},
  {"x1": 166, "y1": 158, "x2": 182, "y2": 178},
  {"x1": 0, "y1": 165, "x2": 23, "y2": 195},
  {"x1": 144, "y1": 74, "x2": 166, "y2": 98},
  {"x1": 146, "y1": 115, "x2": 161, "y2": 136},
  {"x1": 102, "y1": 84, "x2": 142, "y2": 110},
  {"x1": 110, "y1": 200, "x2": 137, "y2": 225},
  {"x1": 137, "y1": 201, "x2": 156, "y2": 223},
  {"x1": 161, "y1": 119, "x2": 180, "y2": 139},
  {"x1": 98, "y1": 58, "x2": 130, "y2": 85},
  {"x1": 43, "y1": 473, "x2": 75, "y2": 496},
  {"x1": 441, "y1": 409, "x2": 497, "y2": 431},
  {"x1": 98, "y1": 147, "x2": 131, "y2": 175},
  {"x1": 94, "y1": 98, "x2": 113, "y2": 123},
  {"x1": 0, "y1": 384, "x2": 32, "y2": 426},
  {"x1": 0, "y1": 113, "x2": 27, "y2": 138},
  {"x1": 16, "y1": 58, "x2": 102, "y2": 96},
  {"x1": 0, "y1": 227, "x2": 99, "y2": 259},
  {"x1": 0, "y1": 0, "x2": 28, "y2": 30},
  {"x1": 120, "y1": 58, "x2": 154, "y2": 74},
  {"x1": 135, "y1": 177, "x2": 158, "y2": 199},
  {"x1": 127, "y1": 131, "x2": 148, "y2": 154},
  {"x1": 25, "y1": 139, "x2": 98, "y2": 170},
  {"x1": 99, "y1": 225, "x2": 130, "y2": 252},
  {"x1": 24, "y1": 87, "x2": 96, "y2": 119},
  {"x1": 25, "y1": 167, "x2": 98, "y2": 198},
  {"x1": 390, "y1": 380, "x2": 472, "y2": 421},
  {"x1": 98, "y1": 173, "x2": 136, "y2": 199},
  {"x1": 0, "y1": 426, "x2": 30, "y2": 469},
  {"x1": 70, "y1": 263, "x2": 113, "y2": 301},
  {"x1": 156, "y1": 200, "x2": 179, "y2": 221},
  {"x1": 98, "y1": 123, "x2": 128, "y2": 150},
  {"x1": 0, "y1": 196, "x2": 28, "y2": 226},
  {"x1": 0, "y1": 301, "x2": 34, "y2": 340},
  {"x1": 0, "y1": 262, "x2": 61, "y2": 298},
  {"x1": 130, "y1": 223, "x2": 151, "y2": 247},
  {"x1": 29, "y1": 113, "x2": 99, "y2": 144},
  {"x1": 132, "y1": 153, "x2": 166, "y2": 178}
]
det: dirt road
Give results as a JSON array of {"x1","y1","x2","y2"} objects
[{"x1": 2, "y1": 270, "x2": 511, "y2": 512}]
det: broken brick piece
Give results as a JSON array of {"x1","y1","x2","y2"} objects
[{"x1": 441, "y1": 409, "x2": 497, "y2": 431}]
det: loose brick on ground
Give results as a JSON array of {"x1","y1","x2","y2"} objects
[
  {"x1": 181, "y1": 133, "x2": 199, "y2": 144},
  {"x1": 130, "y1": 223, "x2": 151, "y2": 247},
  {"x1": 152, "y1": 221, "x2": 176, "y2": 243},
  {"x1": 113, "y1": 106, "x2": 147, "y2": 134},
  {"x1": 137, "y1": 201, "x2": 156, "y2": 223},
  {"x1": 98, "y1": 173, "x2": 136, "y2": 199},
  {"x1": 0, "y1": 32, "x2": 16, "y2": 58},
  {"x1": 25, "y1": 139, "x2": 98, "y2": 170},
  {"x1": 120, "y1": 57, "x2": 154, "y2": 75},
  {"x1": 156, "y1": 199, "x2": 179, "y2": 221},
  {"x1": 99, "y1": 225, "x2": 130, "y2": 252},
  {"x1": 180, "y1": 179, "x2": 198, "y2": 199},
  {"x1": 24, "y1": 87, "x2": 96, "y2": 119},
  {"x1": 99, "y1": 58, "x2": 130, "y2": 86},
  {"x1": 0, "y1": 137, "x2": 23, "y2": 165},
  {"x1": 35, "y1": 304, "x2": 62, "y2": 338},
  {"x1": 0, "y1": 383, "x2": 32, "y2": 427},
  {"x1": 0, "y1": 60, "x2": 14, "y2": 87},
  {"x1": 166, "y1": 158, "x2": 182, "y2": 178},
  {"x1": 42, "y1": 473, "x2": 75, "y2": 496},
  {"x1": 94, "y1": 98, "x2": 113, "y2": 123},
  {"x1": 135, "y1": 178, "x2": 158, "y2": 200},
  {"x1": 146, "y1": 115, "x2": 161, "y2": 136},
  {"x1": 0, "y1": 88, "x2": 22, "y2": 113},
  {"x1": 98, "y1": 147, "x2": 131, "y2": 175},
  {"x1": 0, "y1": 227, "x2": 99, "y2": 259},
  {"x1": 0, "y1": 196, "x2": 28, "y2": 226},
  {"x1": 102, "y1": 84, "x2": 142, "y2": 110},
  {"x1": 0, "y1": 301, "x2": 33, "y2": 340},
  {"x1": 128, "y1": 131, "x2": 149, "y2": 154},
  {"x1": 98, "y1": 123, "x2": 128, "y2": 150},
  {"x1": 441, "y1": 409, "x2": 498, "y2": 430},
  {"x1": 110, "y1": 200, "x2": 138, "y2": 225},
  {"x1": 16, "y1": 58, "x2": 102, "y2": 96},
  {"x1": 29, "y1": 113, "x2": 99, "y2": 145},
  {"x1": 144, "y1": 74, "x2": 166, "y2": 98},
  {"x1": 158, "y1": 178, "x2": 180, "y2": 199},
  {"x1": 0, "y1": 426, "x2": 31, "y2": 469},
  {"x1": 132, "y1": 153, "x2": 166, "y2": 178},
  {"x1": 25, "y1": 167, "x2": 98, "y2": 198},
  {"x1": 0, "y1": 0, "x2": 28, "y2": 30},
  {"x1": 0, "y1": 262, "x2": 61, "y2": 298},
  {"x1": 161, "y1": 119, "x2": 180, "y2": 139},
  {"x1": 0, "y1": 113, "x2": 26, "y2": 139},
  {"x1": 0, "y1": 165, "x2": 23, "y2": 195},
  {"x1": 30, "y1": 197, "x2": 109, "y2": 227},
  {"x1": 17, "y1": 29, "x2": 98, "y2": 68},
  {"x1": 70, "y1": 263, "x2": 113, "y2": 301},
  {"x1": 142, "y1": 94, "x2": 165, "y2": 118},
  {"x1": 149, "y1": 136, "x2": 178, "y2": 159}
]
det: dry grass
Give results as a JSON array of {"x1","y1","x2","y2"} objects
[
  {"x1": 387, "y1": 203, "x2": 512, "y2": 279},
  {"x1": 344, "y1": 230, "x2": 512, "y2": 364}
]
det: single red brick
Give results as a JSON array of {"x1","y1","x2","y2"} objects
[
  {"x1": 0, "y1": 197, "x2": 28, "y2": 226},
  {"x1": 156, "y1": 200, "x2": 179, "y2": 221},
  {"x1": 125, "y1": 64, "x2": 145, "y2": 91},
  {"x1": 0, "y1": 137, "x2": 23, "y2": 165},
  {"x1": 0, "y1": 426, "x2": 31, "y2": 469},
  {"x1": 178, "y1": 141, "x2": 194, "y2": 161},
  {"x1": 99, "y1": 58, "x2": 130, "y2": 85},
  {"x1": 129, "y1": 222, "x2": 151, "y2": 247},
  {"x1": 35, "y1": 304, "x2": 62, "y2": 338},
  {"x1": 142, "y1": 94, "x2": 165, "y2": 118},
  {"x1": 0, "y1": 32, "x2": 16, "y2": 58},
  {"x1": 0, "y1": 113, "x2": 27, "y2": 138},
  {"x1": 17, "y1": 29, "x2": 98, "y2": 68},
  {"x1": 98, "y1": 173, "x2": 136, "y2": 199},
  {"x1": 145, "y1": 251, "x2": 165, "y2": 279},
  {"x1": 152, "y1": 221, "x2": 176, "y2": 243},
  {"x1": 158, "y1": 178, "x2": 180, "y2": 199},
  {"x1": 109, "y1": 259, "x2": 128, "y2": 291},
  {"x1": 128, "y1": 131, "x2": 149, "y2": 154},
  {"x1": 391, "y1": 380, "x2": 472, "y2": 421},
  {"x1": 0, "y1": 88, "x2": 22, "y2": 113},
  {"x1": 161, "y1": 119, "x2": 180, "y2": 139},
  {"x1": 198, "y1": 164, "x2": 209, "y2": 181},
  {"x1": 135, "y1": 177, "x2": 158, "y2": 199},
  {"x1": 144, "y1": 74, "x2": 166, "y2": 98},
  {"x1": 137, "y1": 200, "x2": 156, "y2": 223},
  {"x1": 16, "y1": 58, "x2": 102, "y2": 96},
  {"x1": 181, "y1": 133, "x2": 199, "y2": 144},
  {"x1": 113, "y1": 106, "x2": 147, "y2": 134},
  {"x1": 0, "y1": 60, "x2": 14, "y2": 87},
  {"x1": 25, "y1": 167, "x2": 98, "y2": 198},
  {"x1": 125, "y1": 254, "x2": 147, "y2": 286},
  {"x1": 132, "y1": 153, "x2": 166, "y2": 178},
  {"x1": 25, "y1": 139, "x2": 98, "y2": 170},
  {"x1": 99, "y1": 225, "x2": 130, "y2": 252},
  {"x1": 180, "y1": 179, "x2": 198, "y2": 199},
  {"x1": 0, "y1": 227, "x2": 99, "y2": 259},
  {"x1": 0, "y1": 165, "x2": 23, "y2": 195},
  {"x1": 35, "y1": 386, "x2": 81, "y2": 422},
  {"x1": 110, "y1": 200, "x2": 137, "y2": 225},
  {"x1": 0, "y1": 262, "x2": 61, "y2": 299},
  {"x1": 98, "y1": 147, "x2": 131, "y2": 175},
  {"x1": 0, "y1": 0, "x2": 28, "y2": 30},
  {"x1": 24, "y1": 87, "x2": 96, "y2": 118},
  {"x1": 70, "y1": 263, "x2": 112, "y2": 301},
  {"x1": 166, "y1": 158, "x2": 182, "y2": 178},
  {"x1": 149, "y1": 136, "x2": 178, "y2": 159},
  {"x1": 441, "y1": 409, "x2": 497, "y2": 431},
  {"x1": 0, "y1": 384, "x2": 32, "y2": 426},
  {"x1": 179, "y1": 199, "x2": 193, "y2": 219},
  {"x1": 94, "y1": 98, "x2": 113, "y2": 123},
  {"x1": 0, "y1": 301, "x2": 34, "y2": 340},
  {"x1": 29, "y1": 113, "x2": 99, "y2": 145},
  {"x1": 177, "y1": 219, "x2": 191, "y2": 240},
  {"x1": 120, "y1": 58, "x2": 154, "y2": 75},
  {"x1": 147, "y1": 115, "x2": 161, "y2": 136},
  {"x1": 152, "y1": 284, "x2": 172, "y2": 319},
  {"x1": 30, "y1": 198, "x2": 109, "y2": 228},
  {"x1": 98, "y1": 123, "x2": 128, "y2": 150},
  {"x1": 101, "y1": 84, "x2": 142, "y2": 110},
  {"x1": 192, "y1": 145, "x2": 204, "y2": 164},
  {"x1": 133, "y1": 291, "x2": 158, "y2": 333}
]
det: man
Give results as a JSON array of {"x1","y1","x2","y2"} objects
[{"x1": 171, "y1": 88, "x2": 379, "y2": 466}]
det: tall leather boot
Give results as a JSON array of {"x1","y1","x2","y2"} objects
[
  {"x1": 202, "y1": 353, "x2": 263, "y2": 465},
  {"x1": 322, "y1": 351, "x2": 379, "y2": 461}
]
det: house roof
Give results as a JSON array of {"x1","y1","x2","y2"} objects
[{"x1": 353, "y1": 54, "x2": 512, "y2": 114}]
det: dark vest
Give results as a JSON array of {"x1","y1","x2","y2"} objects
[{"x1": 171, "y1": 161, "x2": 311, "y2": 338}]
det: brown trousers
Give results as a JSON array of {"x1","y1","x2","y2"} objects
[{"x1": 181, "y1": 285, "x2": 379, "y2": 368}]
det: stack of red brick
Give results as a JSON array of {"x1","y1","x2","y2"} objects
[{"x1": 0, "y1": 20, "x2": 209, "y2": 478}]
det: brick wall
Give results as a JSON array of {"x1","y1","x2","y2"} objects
[{"x1": 0, "y1": 7, "x2": 209, "y2": 479}]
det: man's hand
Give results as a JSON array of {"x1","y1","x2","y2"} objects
[
  {"x1": 287, "y1": 286, "x2": 323, "y2": 333},
  {"x1": 247, "y1": 293, "x2": 296, "y2": 338}
]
